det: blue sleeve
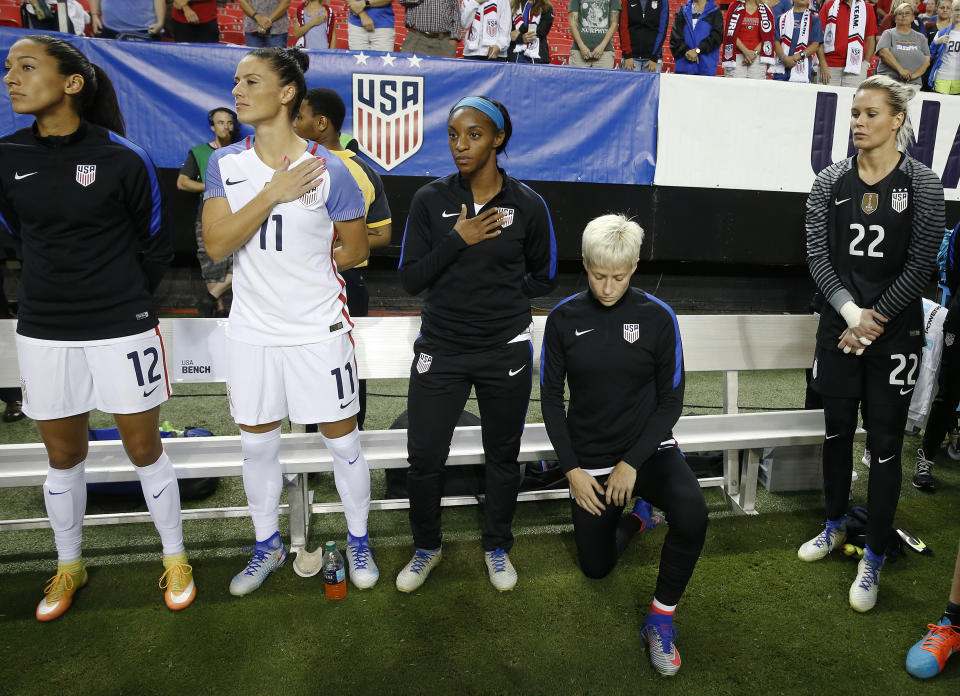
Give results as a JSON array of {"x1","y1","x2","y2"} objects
[
  {"x1": 322, "y1": 153, "x2": 366, "y2": 222},
  {"x1": 204, "y1": 147, "x2": 227, "y2": 201},
  {"x1": 774, "y1": 0, "x2": 792, "y2": 17},
  {"x1": 810, "y1": 15, "x2": 823, "y2": 43},
  {"x1": 655, "y1": 5, "x2": 669, "y2": 58}
]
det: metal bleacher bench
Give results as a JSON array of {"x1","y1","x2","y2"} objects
[{"x1": 0, "y1": 314, "x2": 858, "y2": 548}]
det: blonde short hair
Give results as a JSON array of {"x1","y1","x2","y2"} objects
[
  {"x1": 893, "y1": 2, "x2": 914, "y2": 13},
  {"x1": 581, "y1": 214, "x2": 644, "y2": 269}
]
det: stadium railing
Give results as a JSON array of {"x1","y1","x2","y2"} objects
[{"x1": 0, "y1": 315, "x2": 861, "y2": 546}]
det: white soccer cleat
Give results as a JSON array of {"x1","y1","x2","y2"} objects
[
  {"x1": 849, "y1": 548, "x2": 883, "y2": 613},
  {"x1": 346, "y1": 533, "x2": 379, "y2": 590},
  {"x1": 484, "y1": 549, "x2": 518, "y2": 591},
  {"x1": 798, "y1": 520, "x2": 846, "y2": 562},
  {"x1": 396, "y1": 548, "x2": 442, "y2": 593}
]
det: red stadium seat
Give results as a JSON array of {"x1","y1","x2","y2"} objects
[{"x1": 0, "y1": 4, "x2": 20, "y2": 28}]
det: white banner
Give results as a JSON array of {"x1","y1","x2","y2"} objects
[
  {"x1": 655, "y1": 73, "x2": 960, "y2": 202},
  {"x1": 172, "y1": 318, "x2": 227, "y2": 383}
]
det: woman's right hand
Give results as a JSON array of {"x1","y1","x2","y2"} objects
[
  {"x1": 566, "y1": 468, "x2": 607, "y2": 516},
  {"x1": 454, "y1": 205, "x2": 503, "y2": 245},
  {"x1": 743, "y1": 48, "x2": 757, "y2": 65},
  {"x1": 685, "y1": 48, "x2": 698, "y2": 62},
  {"x1": 851, "y1": 308, "x2": 887, "y2": 342},
  {"x1": 265, "y1": 156, "x2": 327, "y2": 205}
]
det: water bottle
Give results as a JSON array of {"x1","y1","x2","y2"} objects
[{"x1": 322, "y1": 540, "x2": 346, "y2": 600}]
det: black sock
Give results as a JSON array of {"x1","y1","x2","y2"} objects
[{"x1": 945, "y1": 601, "x2": 960, "y2": 626}]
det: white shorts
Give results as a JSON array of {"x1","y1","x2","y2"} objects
[
  {"x1": 226, "y1": 333, "x2": 360, "y2": 426},
  {"x1": 16, "y1": 328, "x2": 171, "y2": 420}
]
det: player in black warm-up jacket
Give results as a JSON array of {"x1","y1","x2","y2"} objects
[
  {"x1": 0, "y1": 35, "x2": 194, "y2": 622},
  {"x1": 540, "y1": 214, "x2": 707, "y2": 677},
  {"x1": 801, "y1": 75, "x2": 944, "y2": 613},
  {"x1": 396, "y1": 96, "x2": 557, "y2": 593}
]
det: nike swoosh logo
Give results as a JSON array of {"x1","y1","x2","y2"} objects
[
  {"x1": 143, "y1": 385, "x2": 160, "y2": 398},
  {"x1": 14, "y1": 171, "x2": 37, "y2": 180},
  {"x1": 834, "y1": 197, "x2": 851, "y2": 206},
  {"x1": 153, "y1": 483, "x2": 169, "y2": 499},
  {"x1": 878, "y1": 455, "x2": 896, "y2": 464},
  {"x1": 339, "y1": 397, "x2": 357, "y2": 409},
  {"x1": 574, "y1": 329, "x2": 594, "y2": 336},
  {"x1": 900, "y1": 387, "x2": 914, "y2": 395},
  {"x1": 47, "y1": 489, "x2": 70, "y2": 495},
  {"x1": 348, "y1": 455, "x2": 360, "y2": 466},
  {"x1": 441, "y1": 211, "x2": 459, "y2": 218},
  {"x1": 667, "y1": 648, "x2": 681, "y2": 667},
  {"x1": 225, "y1": 178, "x2": 247, "y2": 186},
  {"x1": 508, "y1": 366, "x2": 527, "y2": 376},
  {"x1": 825, "y1": 433, "x2": 840, "y2": 440}
]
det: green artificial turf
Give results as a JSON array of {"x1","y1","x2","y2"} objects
[{"x1": 1, "y1": 370, "x2": 960, "y2": 694}]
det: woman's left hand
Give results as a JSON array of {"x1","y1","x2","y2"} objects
[
  {"x1": 487, "y1": 45, "x2": 500, "y2": 59},
  {"x1": 522, "y1": 30, "x2": 537, "y2": 42},
  {"x1": 837, "y1": 329, "x2": 865, "y2": 355},
  {"x1": 605, "y1": 461, "x2": 636, "y2": 507}
]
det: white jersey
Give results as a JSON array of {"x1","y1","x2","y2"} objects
[{"x1": 204, "y1": 136, "x2": 366, "y2": 346}]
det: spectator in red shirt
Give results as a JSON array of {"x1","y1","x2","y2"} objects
[
  {"x1": 721, "y1": 0, "x2": 778, "y2": 78},
  {"x1": 171, "y1": 0, "x2": 221, "y2": 43},
  {"x1": 819, "y1": 0, "x2": 880, "y2": 85}
]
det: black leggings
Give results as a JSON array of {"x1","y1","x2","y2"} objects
[
  {"x1": 822, "y1": 396, "x2": 907, "y2": 552},
  {"x1": 570, "y1": 447, "x2": 708, "y2": 606}
]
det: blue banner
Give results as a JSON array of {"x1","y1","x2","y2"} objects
[{"x1": 0, "y1": 28, "x2": 657, "y2": 185}]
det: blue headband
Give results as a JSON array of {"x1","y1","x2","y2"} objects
[{"x1": 451, "y1": 97, "x2": 505, "y2": 131}]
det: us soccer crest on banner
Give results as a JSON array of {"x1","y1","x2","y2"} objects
[
  {"x1": 353, "y1": 73, "x2": 424, "y2": 171},
  {"x1": 624, "y1": 324, "x2": 640, "y2": 344},
  {"x1": 76, "y1": 164, "x2": 96, "y2": 187}
]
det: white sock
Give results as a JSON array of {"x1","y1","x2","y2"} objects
[
  {"x1": 43, "y1": 462, "x2": 86, "y2": 564},
  {"x1": 136, "y1": 451, "x2": 185, "y2": 557},
  {"x1": 324, "y1": 427, "x2": 370, "y2": 538},
  {"x1": 241, "y1": 427, "x2": 282, "y2": 542},
  {"x1": 652, "y1": 598, "x2": 678, "y2": 614}
]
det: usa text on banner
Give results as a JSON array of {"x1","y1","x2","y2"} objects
[
  {"x1": 0, "y1": 28, "x2": 658, "y2": 186},
  {"x1": 654, "y1": 73, "x2": 960, "y2": 202}
]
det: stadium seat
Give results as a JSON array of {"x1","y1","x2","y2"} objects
[{"x1": 0, "y1": 4, "x2": 21, "y2": 28}]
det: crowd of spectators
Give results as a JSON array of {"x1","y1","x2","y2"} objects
[{"x1": 11, "y1": 0, "x2": 960, "y2": 90}]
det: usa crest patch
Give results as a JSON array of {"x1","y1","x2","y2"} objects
[
  {"x1": 497, "y1": 207, "x2": 515, "y2": 228},
  {"x1": 300, "y1": 187, "x2": 319, "y2": 206},
  {"x1": 891, "y1": 188, "x2": 908, "y2": 214},
  {"x1": 76, "y1": 164, "x2": 96, "y2": 187},
  {"x1": 624, "y1": 324, "x2": 640, "y2": 344},
  {"x1": 416, "y1": 353, "x2": 433, "y2": 374}
]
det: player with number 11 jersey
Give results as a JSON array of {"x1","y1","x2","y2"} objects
[{"x1": 203, "y1": 47, "x2": 378, "y2": 596}]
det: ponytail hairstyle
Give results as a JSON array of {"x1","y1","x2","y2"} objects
[
  {"x1": 23, "y1": 34, "x2": 125, "y2": 136},
  {"x1": 856, "y1": 74, "x2": 917, "y2": 153},
  {"x1": 449, "y1": 95, "x2": 513, "y2": 155},
  {"x1": 246, "y1": 46, "x2": 310, "y2": 118}
]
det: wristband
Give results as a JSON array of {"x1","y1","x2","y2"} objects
[{"x1": 840, "y1": 301, "x2": 863, "y2": 329}]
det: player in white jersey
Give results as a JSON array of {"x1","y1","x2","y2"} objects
[{"x1": 202, "y1": 46, "x2": 379, "y2": 595}]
